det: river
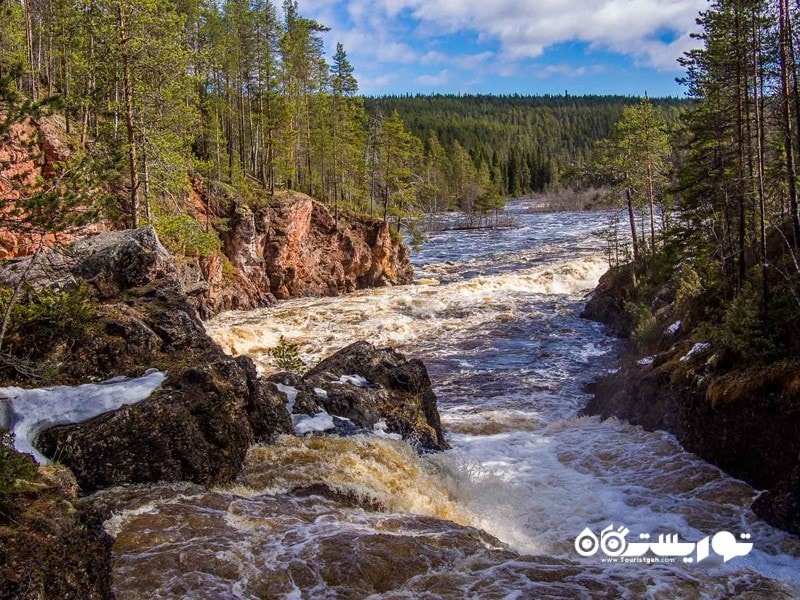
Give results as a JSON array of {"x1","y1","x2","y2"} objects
[{"x1": 101, "y1": 202, "x2": 800, "y2": 598}]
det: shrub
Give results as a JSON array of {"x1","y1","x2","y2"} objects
[
  {"x1": 0, "y1": 284, "x2": 96, "y2": 353},
  {"x1": 268, "y1": 336, "x2": 306, "y2": 372},
  {"x1": 717, "y1": 283, "x2": 776, "y2": 361},
  {"x1": 155, "y1": 213, "x2": 222, "y2": 257},
  {"x1": 625, "y1": 301, "x2": 661, "y2": 354},
  {"x1": 0, "y1": 429, "x2": 37, "y2": 498}
]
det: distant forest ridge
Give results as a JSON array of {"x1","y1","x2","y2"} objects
[{"x1": 365, "y1": 94, "x2": 690, "y2": 196}]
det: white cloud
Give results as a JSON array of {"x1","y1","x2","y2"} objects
[
  {"x1": 415, "y1": 69, "x2": 451, "y2": 86},
  {"x1": 321, "y1": 0, "x2": 705, "y2": 71}
]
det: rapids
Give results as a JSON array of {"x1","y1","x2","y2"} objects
[{"x1": 107, "y1": 201, "x2": 800, "y2": 598}]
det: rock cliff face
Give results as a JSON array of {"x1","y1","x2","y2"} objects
[
  {"x1": 582, "y1": 271, "x2": 800, "y2": 535},
  {"x1": 192, "y1": 183, "x2": 413, "y2": 314},
  {"x1": 0, "y1": 114, "x2": 100, "y2": 259},
  {"x1": 0, "y1": 117, "x2": 412, "y2": 313}
]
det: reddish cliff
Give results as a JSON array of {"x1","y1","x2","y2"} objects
[{"x1": 192, "y1": 182, "x2": 413, "y2": 315}]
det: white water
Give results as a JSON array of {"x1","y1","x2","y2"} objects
[
  {"x1": 110, "y1": 203, "x2": 800, "y2": 597},
  {"x1": 0, "y1": 370, "x2": 166, "y2": 463}
]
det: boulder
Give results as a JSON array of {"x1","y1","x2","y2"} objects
[
  {"x1": 580, "y1": 264, "x2": 636, "y2": 336},
  {"x1": 304, "y1": 342, "x2": 448, "y2": 451},
  {"x1": 8, "y1": 229, "x2": 292, "y2": 491}
]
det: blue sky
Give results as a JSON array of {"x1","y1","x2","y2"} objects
[{"x1": 299, "y1": 0, "x2": 707, "y2": 97}]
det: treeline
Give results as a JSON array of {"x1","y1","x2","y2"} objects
[
  {"x1": 0, "y1": 0, "x2": 441, "y2": 233},
  {"x1": 365, "y1": 94, "x2": 688, "y2": 199},
  {"x1": 600, "y1": 0, "x2": 800, "y2": 363}
]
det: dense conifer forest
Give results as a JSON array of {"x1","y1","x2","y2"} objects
[{"x1": 365, "y1": 94, "x2": 687, "y2": 198}]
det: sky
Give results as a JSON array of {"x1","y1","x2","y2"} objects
[{"x1": 298, "y1": 0, "x2": 708, "y2": 98}]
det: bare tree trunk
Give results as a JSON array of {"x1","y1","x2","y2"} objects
[
  {"x1": 782, "y1": 0, "x2": 800, "y2": 252},
  {"x1": 118, "y1": 2, "x2": 139, "y2": 228},
  {"x1": 23, "y1": 0, "x2": 36, "y2": 99},
  {"x1": 734, "y1": 2, "x2": 748, "y2": 287},
  {"x1": 625, "y1": 188, "x2": 640, "y2": 263}
]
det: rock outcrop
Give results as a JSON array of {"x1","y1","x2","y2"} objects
[
  {"x1": 582, "y1": 270, "x2": 800, "y2": 535},
  {"x1": 0, "y1": 114, "x2": 102, "y2": 259},
  {"x1": 2, "y1": 227, "x2": 292, "y2": 492},
  {"x1": 580, "y1": 264, "x2": 636, "y2": 337},
  {"x1": 194, "y1": 186, "x2": 413, "y2": 314},
  {"x1": 284, "y1": 341, "x2": 448, "y2": 451}
]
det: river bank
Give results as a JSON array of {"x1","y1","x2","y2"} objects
[{"x1": 581, "y1": 264, "x2": 800, "y2": 537}]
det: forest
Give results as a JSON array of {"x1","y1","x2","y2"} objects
[
  {"x1": 365, "y1": 94, "x2": 686, "y2": 199},
  {"x1": 0, "y1": 0, "x2": 692, "y2": 242}
]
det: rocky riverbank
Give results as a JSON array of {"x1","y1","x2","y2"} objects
[
  {"x1": 0, "y1": 225, "x2": 440, "y2": 598},
  {"x1": 581, "y1": 266, "x2": 800, "y2": 536}
]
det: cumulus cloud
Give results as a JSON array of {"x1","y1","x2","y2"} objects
[{"x1": 316, "y1": 0, "x2": 703, "y2": 70}]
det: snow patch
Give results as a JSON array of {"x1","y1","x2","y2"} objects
[
  {"x1": 667, "y1": 321, "x2": 682, "y2": 335},
  {"x1": 333, "y1": 374, "x2": 369, "y2": 387},
  {"x1": 313, "y1": 388, "x2": 328, "y2": 398},
  {"x1": 637, "y1": 356, "x2": 655, "y2": 366},
  {"x1": 0, "y1": 370, "x2": 167, "y2": 464},
  {"x1": 276, "y1": 383, "x2": 298, "y2": 413},
  {"x1": 680, "y1": 342, "x2": 711, "y2": 362}
]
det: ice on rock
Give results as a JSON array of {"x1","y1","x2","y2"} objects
[
  {"x1": 334, "y1": 374, "x2": 369, "y2": 387},
  {"x1": 0, "y1": 370, "x2": 167, "y2": 464},
  {"x1": 680, "y1": 342, "x2": 711, "y2": 362}
]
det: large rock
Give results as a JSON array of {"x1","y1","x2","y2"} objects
[
  {"x1": 303, "y1": 341, "x2": 448, "y2": 451},
  {"x1": 7, "y1": 229, "x2": 292, "y2": 491},
  {"x1": 200, "y1": 191, "x2": 412, "y2": 313},
  {"x1": 580, "y1": 264, "x2": 636, "y2": 336}
]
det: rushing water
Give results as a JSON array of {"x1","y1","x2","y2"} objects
[{"x1": 103, "y1": 202, "x2": 800, "y2": 598}]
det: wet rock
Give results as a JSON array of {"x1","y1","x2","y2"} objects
[
  {"x1": 267, "y1": 372, "x2": 322, "y2": 416},
  {"x1": 581, "y1": 264, "x2": 636, "y2": 336},
  {"x1": 37, "y1": 363, "x2": 255, "y2": 492},
  {"x1": 0, "y1": 465, "x2": 114, "y2": 599},
  {"x1": 304, "y1": 342, "x2": 448, "y2": 451},
  {"x1": 752, "y1": 465, "x2": 800, "y2": 536}
]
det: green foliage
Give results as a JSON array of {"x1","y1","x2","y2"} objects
[
  {"x1": 716, "y1": 284, "x2": 777, "y2": 362},
  {"x1": 675, "y1": 265, "x2": 704, "y2": 315},
  {"x1": 155, "y1": 213, "x2": 222, "y2": 258},
  {"x1": 625, "y1": 301, "x2": 662, "y2": 354},
  {"x1": 366, "y1": 95, "x2": 687, "y2": 199},
  {"x1": 268, "y1": 335, "x2": 305, "y2": 372},
  {"x1": 0, "y1": 285, "x2": 96, "y2": 353},
  {"x1": 0, "y1": 429, "x2": 37, "y2": 497}
]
